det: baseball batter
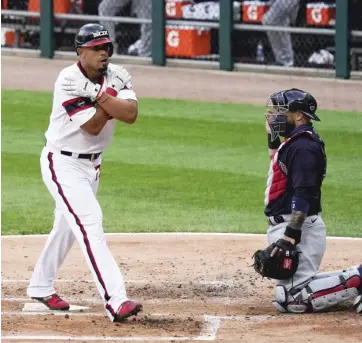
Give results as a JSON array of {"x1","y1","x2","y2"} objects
[
  {"x1": 254, "y1": 88, "x2": 361, "y2": 313},
  {"x1": 26, "y1": 23, "x2": 142, "y2": 322}
]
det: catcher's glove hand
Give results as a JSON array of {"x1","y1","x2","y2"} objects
[{"x1": 252, "y1": 239, "x2": 300, "y2": 280}]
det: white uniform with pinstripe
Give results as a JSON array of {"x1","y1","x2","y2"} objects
[{"x1": 27, "y1": 61, "x2": 137, "y2": 321}]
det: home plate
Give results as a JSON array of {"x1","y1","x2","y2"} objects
[{"x1": 22, "y1": 303, "x2": 89, "y2": 312}]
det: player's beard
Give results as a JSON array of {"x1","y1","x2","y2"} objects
[
  {"x1": 98, "y1": 66, "x2": 108, "y2": 74},
  {"x1": 279, "y1": 121, "x2": 296, "y2": 138}
]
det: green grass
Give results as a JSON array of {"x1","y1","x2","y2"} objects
[{"x1": 2, "y1": 89, "x2": 362, "y2": 237}]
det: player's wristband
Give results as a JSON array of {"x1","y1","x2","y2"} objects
[
  {"x1": 95, "y1": 91, "x2": 109, "y2": 104},
  {"x1": 267, "y1": 134, "x2": 281, "y2": 149},
  {"x1": 99, "y1": 94, "x2": 109, "y2": 104},
  {"x1": 106, "y1": 87, "x2": 117, "y2": 97},
  {"x1": 284, "y1": 226, "x2": 302, "y2": 245}
]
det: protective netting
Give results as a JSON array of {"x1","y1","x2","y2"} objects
[
  {"x1": 56, "y1": 0, "x2": 152, "y2": 56},
  {"x1": 1, "y1": 0, "x2": 40, "y2": 49},
  {"x1": 166, "y1": 0, "x2": 337, "y2": 66},
  {"x1": 236, "y1": 0, "x2": 337, "y2": 68},
  {"x1": 97, "y1": 0, "x2": 152, "y2": 56}
]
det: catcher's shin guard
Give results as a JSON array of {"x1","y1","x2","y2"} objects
[
  {"x1": 273, "y1": 265, "x2": 362, "y2": 314},
  {"x1": 302, "y1": 265, "x2": 361, "y2": 312},
  {"x1": 273, "y1": 285, "x2": 309, "y2": 313}
]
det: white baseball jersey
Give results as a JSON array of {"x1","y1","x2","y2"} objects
[{"x1": 45, "y1": 61, "x2": 137, "y2": 154}]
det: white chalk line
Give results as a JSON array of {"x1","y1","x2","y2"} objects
[
  {"x1": 1, "y1": 336, "x2": 221, "y2": 342},
  {"x1": 2, "y1": 232, "x2": 361, "y2": 240},
  {"x1": 200, "y1": 315, "x2": 220, "y2": 340},
  {"x1": 0, "y1": 314, "x2": 220, "y2": 342},
  {"x1": 0, "y1": 313, "x2": 271, "y2": 342}
]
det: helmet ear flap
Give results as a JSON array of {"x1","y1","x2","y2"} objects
[{"x1": 288, "y1": 100, "x2": 302, "y2": 112}]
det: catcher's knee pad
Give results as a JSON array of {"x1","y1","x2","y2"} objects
[
  {"x1": 299, "y1": 265, "x2": 362, "y2": 312},
  {"x1": 273, "y1": 285, "x2": 308, "y2": 314}
]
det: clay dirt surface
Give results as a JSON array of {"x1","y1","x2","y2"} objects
[
  {"x1": 1, "y1": 55, "x2": 362, "y2": 342},
  {"x1": 1, "y1": 234, "x2": 361, "y2": 342}
]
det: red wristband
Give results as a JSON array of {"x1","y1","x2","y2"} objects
[{"x1": 106, "y1": 87, "x2": 117, "y2": 97}]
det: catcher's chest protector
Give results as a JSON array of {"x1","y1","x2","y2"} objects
[{"x1": 264, "y1": 129, "x2": 326, "y2": 208}]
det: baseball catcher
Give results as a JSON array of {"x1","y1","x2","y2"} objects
[{"x1": 252, "y1": 88, "x2": 362, "y2": 314}]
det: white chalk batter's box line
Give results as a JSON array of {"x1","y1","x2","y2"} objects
[
  {"x1": 0, "y1": 314, "x2": 274, "y2": 342},
  {"x1": 1, "y1": 337, "x2": 213, "y2": 342},
  {"x1": 1, "y1": 314, "x2": 220, "y2": 342}
]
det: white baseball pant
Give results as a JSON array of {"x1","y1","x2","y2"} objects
[{"x1": 27, "y1": 145, "x2": 128, "y2": 321}]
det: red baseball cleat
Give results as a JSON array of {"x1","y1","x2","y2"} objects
[
  {"x1": 114, "y1": 300, "x2": 143, "y2": 322},
  {"x1": 32, "y1": 294, "x2": 70, "y2": 311}
]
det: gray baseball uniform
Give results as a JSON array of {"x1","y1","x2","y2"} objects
[
  {"x1": 267, "y1": 214, "x2": 327, "y2": 291},
  {"x1": 264, "y1": 118, "x2": 361, "y2": 313},
  {"x1": 262, "y1": 0, "x2": 300, "y2": 66}
]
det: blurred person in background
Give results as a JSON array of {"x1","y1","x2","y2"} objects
[
  {"x1": 262, "y1": 0, "x2": 301, "y2": 67},
  {"x1": 98, "y1": 0, "x2": 152, "y2": 57},
  {"x1": 350, "y1": 0, "x2": 362, "y2": 30}
]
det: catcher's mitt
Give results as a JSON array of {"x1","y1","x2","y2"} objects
[{"x1": 252, "y1": 239, "x2": 300, "y2": 280}]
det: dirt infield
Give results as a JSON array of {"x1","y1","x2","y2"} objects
[
  {"x1": 1, "y1": 55, "x2": 362, "y2": 342},
  {"x1": 1, "y1": 55, "x2": 362, "y2": 112},
  {"x1": 1, "y1": 234, "x2": 362, "y2": 342}
]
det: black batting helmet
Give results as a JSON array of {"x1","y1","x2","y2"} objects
[
  {"x1": 267, "y1": 88, "x2": 320, "y2": 121},
  {"x1": 75, "y1": 23, "x2": 114, "y2": 57}
]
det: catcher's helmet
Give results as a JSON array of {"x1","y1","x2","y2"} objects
[
  {"x1": 75, "y1": 23, "x2": 113, "y2": 57},
  {"x1": 266, "y1": 88, "x2": 320, "y2": 141},
  {"x1": 267, "y1": 88, "x2": 320, "y2": 121}
]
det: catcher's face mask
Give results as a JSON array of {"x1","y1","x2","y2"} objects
[{"x1": 266, "y1": 91, "x2": 296, "y2": 141}]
